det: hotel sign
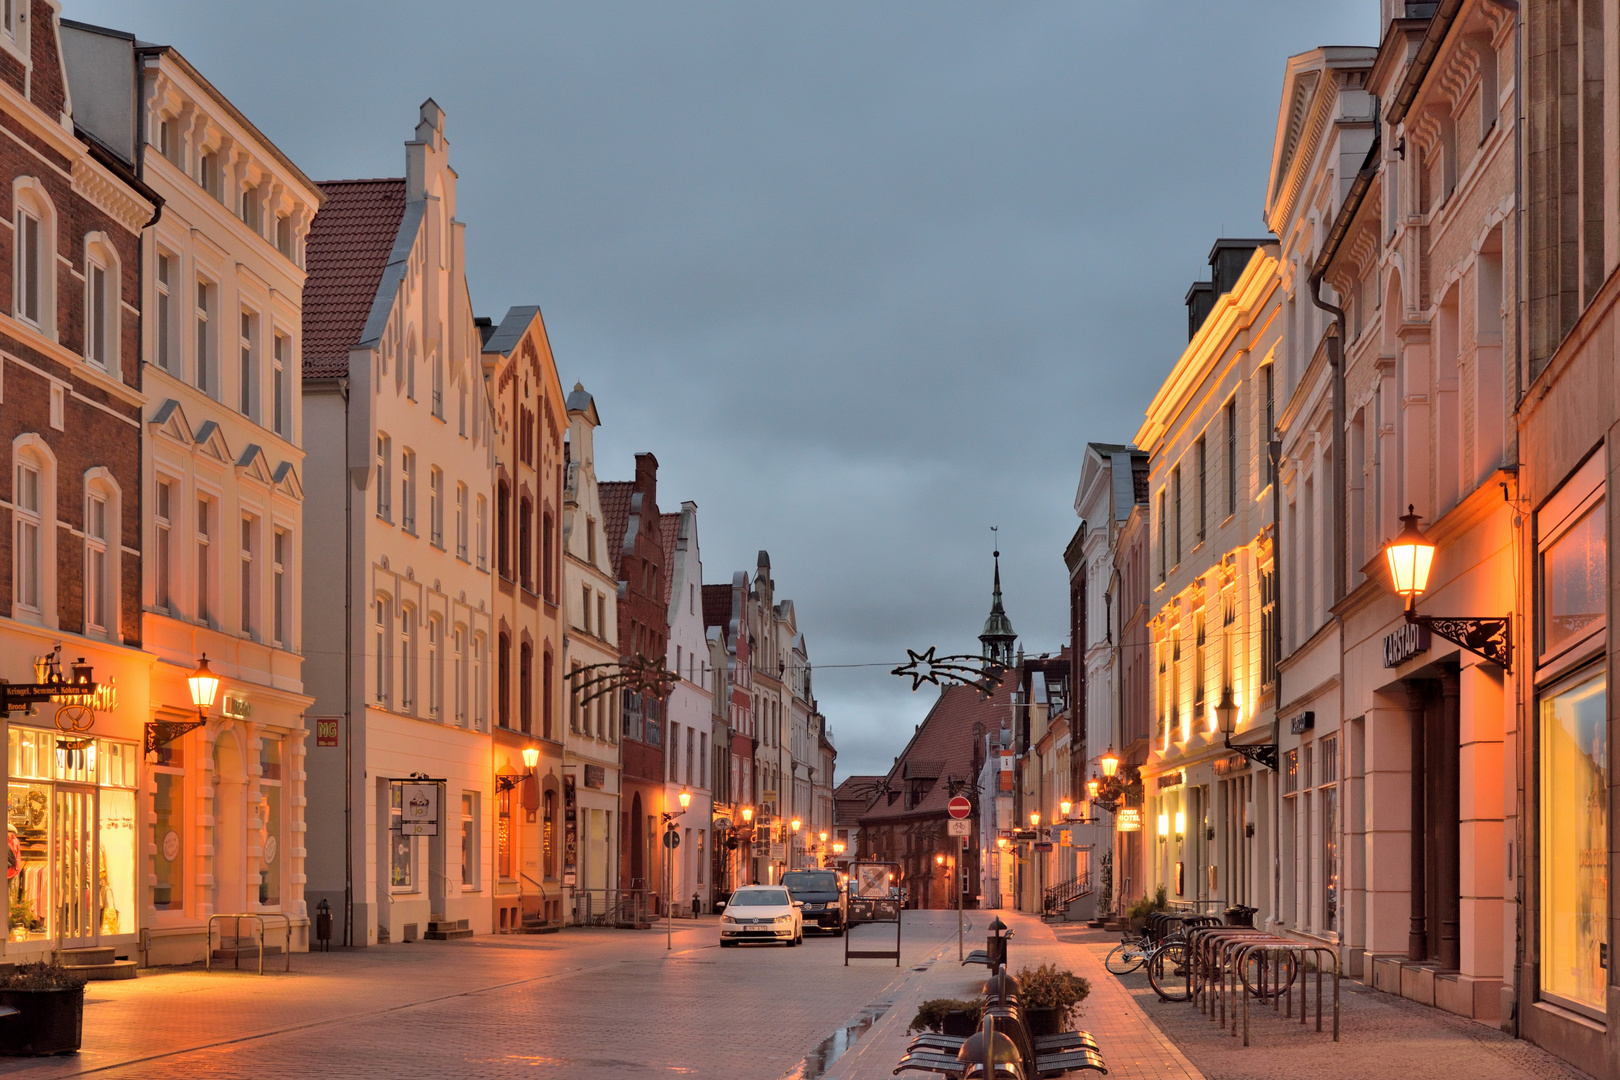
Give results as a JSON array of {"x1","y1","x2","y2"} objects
[
  {"x1": 1383, "y1": 623, "x2": 1431, "y2": 667},
  {"x1": 1116, "y1": 807, "x2": 1143, "y2": 832}
]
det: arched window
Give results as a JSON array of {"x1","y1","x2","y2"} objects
[
  {"x1": 519, "y1": 639, "x2": 533, "y2": 734},
  {"x1": 427, "y1": 615, "x2": 442, "y2": 718},
  {"x1": 12, "y1": 439, "x2": 54, "y2": 622},
  {"x1": 84, "y1": 233, "x2": 121, "y2": 370},
  {"x1": 541, "y1": 510, "x2": 555, "y2": 601},
  {"x1": 400, "y1": 604, "x2": 416, "y2": 713},
  {"x1": 542, "y1": 649, "x2": 554, "y2": 740},
  {"x1": 518, "y1": 495, "x2": 533, "y2": 590},
  {"x1": 543, "y1": 787, "x2": 558, "y2": 878},
  {"x1": 473, "y1": 632, "x2": 487, "y2": 728},
  {"x1": 374, "y1": 595, "x2": 392, "y2": 704},
  {"x1": 83, "y1": 469, "x2": 121, "y2": 638},
  {"x1": 12, "y1": 178, "x2": 56, "y2": 336},
  {"x1": 453, "y1": 623, "x2": 467, "y2": 724}
]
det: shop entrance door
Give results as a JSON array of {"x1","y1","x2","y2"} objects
[{"x1": 54, "y1": 785, "x2": 98, "y2": 950}]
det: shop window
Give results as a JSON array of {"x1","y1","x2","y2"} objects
[
  {"x1": 1540, "y1": 498, "x2": 1606, "y2": 660},
  {"x1": 461, "y1": 792, "x2": 478, "y2": 889},
  {"x1": 258, "y1": 738, "x2": 282, "y2": 906},
  {"x1": 543, "y1": 788, "x2": 557, "y2": 878},
  {"x1": 390, "y1": 785, "x2": 414, "y2": 889},
  {"x1": 1540, "y1": 665, "x2": 1607, "y2": 1016},
  {"x1": 497, "y1": 787, "x2": 513, "y2": 880},
  {"x1": 1319, "y1": 734, "x2": 1338, "y2": 934},
  {"x1": 152, "y1": 758, "x2": 183, "y2": 911}
]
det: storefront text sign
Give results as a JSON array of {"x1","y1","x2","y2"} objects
[
  {"x1": 1383, "y1": 623, "x2": 1431, "y2": 667},
  {"x1": 1156, "y1": 770, "x2": 1185, "y2": 790},
  {"x1": 400, "y1": 782, "x2": 440, "y2": 836},
  {"x1": 314, "y1": 718, "x2": 340, "y2": 747},
  {"x1": 1289, "y1": 711, "x2": 1315, "y2": 735},
  {"x1": 1116, "y1": 807, "x2": 1143, "y2": 832},
  {"x1": 584, "y1": 764, "x2": 606, "y2": 789}
]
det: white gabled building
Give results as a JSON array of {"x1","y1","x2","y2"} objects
[
  {"x1": 662, "y1": 502, "x2": 713, "y2": 912},
  {"x1": 301, "y1": 101, "x2": 497, "y2": 947}
]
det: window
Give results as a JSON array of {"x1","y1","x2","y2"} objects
[
  {"x1": 428, "y1": 616, "x2": 442, "y2": 718},
  {"x1": 454, "y1": 626, "x2": 468, "y2": 724},
  {"x1": 542, "y1": 512, "x2": 555, "y2": 600},
  {"x1": 497, "y1": 787, "x2": 512, "y2": 880},
  {"x1": 86, "y1": 254, "x2": 112, "y2": 367},
  {"x1": 543, "y1": 788, "x2": 557, "y2": 877},
  {"x1": 431, "y1": 351, "x2": 443, "y2": 418},
  {"x1": 13, "y1": 461, "x2": 40, "y2": 612},
  {"x1": 429, "y1": 467, "x2": 443, "y2": 547},
  {"x1": 272, "y1": 334, "x2": 288, "y2": 437},
  {"x1": 543, "y1": 651, "x2": 554, "y2": 740},
  {"x1": 156, "y1": 253, "x2": 173, "y2": 372},
  {"x1": 570, "y1": 662, "x2": 581, "y2": 732},
  {"x1": 460, "y1": 792, "x2": 478, "y2": 888},
  {"x1": 196, "y1": 497, "x2": 213, "y2": 624},
  {"x1": 458, "y1": 379, "x2": 467, "y2": 437},
  {"x1": 240, "y1": 516, "x2": 256, "y2": 636},
  {"x1": 376, "y1": 434, "x2": 391, "y2": 520},
  {"x1": 195, "y1": 279, "x2": 214, "y2": 396},
  {"x1": 473, "y1": 633, "x2": 486, "y2": 728},
  {"x1": 1263, "y1": 366, "x2": 1276, "y2": 487},
  {"x1": 257, "y1": 738, "x2": 282, "y2": 905},
  {"x1": 498, "y1": 632, "x2": 511, "y2": 728},
  {"x1": 375, "y1": 597, "x2": 389, "y2": 703},
  {"x1": 158, "y1": 119, "x2": 179, "y2": 166},
  {"x1": 1193, "y1": 612, "x2": 1206, "y2": 719},
  {"x1": 241, "y1": 184, "x2": 261, "y2": 233},
  {"x1": 476, "y1": 495, "x2": 488, "y2": 570},
  {"x1": 1157, "y1": 491, "x2": 1166, "y2": 581},
  {"x1": 238, "y1": 311, "x2": 256, "y2": 417},
  {"x1": 1172, "y1": 465, "x2": 1182, "y2": 565},
  {"x1": 1319, "y1": 733, "x2": 1338, "y2": 933},
  {"x1": 455, "y1": 482, "x2": 468, "y2": 559},
  {"x1": 1540, "y1": 665, "x2": 1607, "y2": 1016},
  {"x1": 597, "y1": 595, "x2": 606, "y2": 642},
  {"x1": 401, "y1": 451, "x2": 417, "y2": 533},
  {"x1": 1540, "y1": 497, "x2": 1606, "y2": 659},
  {"x1": 1225, "y1": 398, "x2": 1238, "y2": 515},
  {"x1": 155, "y1": 480, "x2": 173, "y2": 611},
  {"x1": 14, "y1": 204, "x2": 40, "y2": 326},
  {"x1": 85, "y1": 493, "x2": 110, "y2": 632},
  {"x1": 1282, "y1": 748, "x2": 1299, "y2": 795},
  {"x1": 1195, "y1": 436, "x2": 1206, "y2": 542},
  {"x1": 582, "y1": 586, "x2": 592, "y2": 634},
  {"x1": 519, "y1": 497, "x2": 533, "y2": 589},
  {"x1": 272, "y1": 529, "x2": 288, "y2": 647},
  {"x1": 390, "y1": 785, "x2": 414, "y2": 888},
  {"x1": 497, "y1": 482, "x2": 511, "y2": 578},
  {"x1": 586, "y1": 518, "x2": 597, "y2": 563},
  {"x1": 520, "y1": 640, "x2": 533, "y2": 734},
  {"x1": 199, "y1": 152, "x2": 218, "y2": 199},
  {"x1": 400, "y1": 607, "x2": 416, "y2": 712},
  {"x1": 1260, "y1": 563, "x2": 1277, "y2": 687},
  {"x1": 152, "y1": 755, "x2": 183, "y2": 910},
  {"x1": 276, "y1": 215, "x2": 293, "y2": 260}
]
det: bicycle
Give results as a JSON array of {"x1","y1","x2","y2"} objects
[{"x1": 1104, "y1": 933, "x2": 1152, "y2": 975}]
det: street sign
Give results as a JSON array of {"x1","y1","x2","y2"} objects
[
  {"x1": 947, "y1": 818, "x2": 971, "y2": 837},
  {"x1": 947, "y1": 795, "x2": 971, "y2": 819},
  {"x1": 663, "y1": 828, "x2": 680, "y2": 849},
  {"x1": 314, "y1": 717, "x2": 340, "y2": 747}
]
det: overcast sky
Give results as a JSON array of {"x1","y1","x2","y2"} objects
[{"x1": 73, "y1": 1, "x2": 1374, "y2": 779}]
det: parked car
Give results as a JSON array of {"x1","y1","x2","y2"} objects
[
  {"x1": 781, "y1": 869, "x2": 846, "y2": 935},
  {"x1": 718, "y1": 885, "x2": 803, "y2": 947}
]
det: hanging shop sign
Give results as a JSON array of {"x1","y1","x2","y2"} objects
[
  {"x1": 1213, "y1": 753, "x2": 1251, "y2": 776},
  {"x1": 584, "y1": 764, "x2": 606, "y2": 789},
  {"x1": 1156, "y1": 770, "x2": 1185, "y2": 790},
  {"x1": 1383, "y1": 622, "x2": 1431, "y2": 668},
  {"x1": 1033, "y1": 842, "x2": 1054, "y2": 853},
  {"x1": 222, "y1": 693, "x2": 252, "y2": 720},
  {"x1": 1000, "y1": 751, "x2": 1014, "y2": 792},
  {"x1": 563, "y1": 775, "x2": 578, "y2": 887},
  {"x1": 314, "y1": 717, "x2": 340, "y2": 747},
  {"x1": 397, "y1": 781, "x2": 441, "y2": 836},
  {"x1": 1289, "y1": 710, "x2": 1316, "y2": 735},
  {"x1": 1116, "y1": 807, "x2": 1143, "y2": 832}
]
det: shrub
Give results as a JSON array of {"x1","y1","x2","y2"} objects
[
  {"x1": 1014, "y1": 963, "x2": 1091, "y2": 1025},
  {"x1": 1126, "y1": 885, "x2": 1170, "y2": 922},
  {"x1": 0, "y1": 963, "x2": 87, "y2": 991},
  {"x1": 908, "y1": 997, "x2": 985, "y2": 1034}
]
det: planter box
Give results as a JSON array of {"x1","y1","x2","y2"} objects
[
  {"x1": 1024, "y1": 1006, "x2": 1063, "y2": 1039},
  {"x1": 0, "y1": 985, "x2": 84, "y2": 1056},
  {"x1": 941, "y1": 1010, "x2": 980, "y2": 1037}
]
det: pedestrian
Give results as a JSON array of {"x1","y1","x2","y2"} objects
[{"x1": 691, "y1": 893, "x2": 700, "y2": 918}]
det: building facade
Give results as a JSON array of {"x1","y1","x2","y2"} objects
[
  {"x1": 561, "y1": 383, "x2": 621, "y2": 918},
  {"x1": 1, "y1": 2, "x2": 154, "y2": 965},
  {"x1": 662, "y1": 503, "x2": 711, "y2": 912},
  {"x1": 301, "y1": 102, "x2": 497, "y2": 946},
  {"x1": 704, "y1": 572, "x2": 755, "y2": 895},
  {"x1": 481, "y1": 305, "x2": 567, "y2": 930}
]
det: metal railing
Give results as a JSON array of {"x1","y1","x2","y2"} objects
[
  {"x1": 1043, "y1": 865, "x2": 1094, "y2": 914},
  {"x1": 572, "y1": 888, "x2": 651, "y2": 928},
  {"x1": 206, "y1": 912, "x2": 292, "y2": 974}
]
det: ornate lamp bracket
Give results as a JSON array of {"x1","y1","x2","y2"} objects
[
  {"x1": 1406, "y1": 611, "x2": 1512, "y2": 673},
  {"x1": 145, "y1": 719, "x2": 205, "y2": 756},
  {"x1": 1222, "y1": 734, "x2": 1278, "y2": 772}
]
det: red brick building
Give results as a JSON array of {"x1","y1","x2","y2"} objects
[
  {"x1": 600, "y1": 454, "x2": 668, "y2": 904},
  {"x1": 0, "y1": 1, "x2": 157, "y2": 963}
]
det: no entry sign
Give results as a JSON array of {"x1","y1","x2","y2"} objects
[{"x1": 948, "y1": 795, "x2": 971, "y2": 819}]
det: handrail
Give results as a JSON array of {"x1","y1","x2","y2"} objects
[{"x1": 206, "y1": 912, "x2": 292, "y2": 975}]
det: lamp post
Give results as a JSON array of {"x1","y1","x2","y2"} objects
[
  {"x1": 790, "y1": 818, "x2": 801, "y2": 871},
  {"x1": 937, "y1": 850, "x2": 963, "y2": 960},
  {"x1": 1381, "y1": 505, "x2": 1512, "y2": 670},
  {"x1": 739, "y1": 805, "x2": 753, "y2": 885},
  {"x1": 1099, "y1": 748, "x2": 1120, "y2": 778},
  {"x1": 664, "y1": 787, "x2": 692, "y2": 950}
]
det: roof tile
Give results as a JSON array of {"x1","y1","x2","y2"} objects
[
  {"x1": 598, "y1": 481, "x2": 634, "y2": 580},
  {"x1": 302, "y1": 179, "x2": 408, "y2": 379},
  {"x1": 860, "y1": 677, "x2": 1014, "y2": 824}
]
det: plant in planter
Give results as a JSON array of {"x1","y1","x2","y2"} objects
[
  {"x1": 1126, "y1": 885, "x2": 1169, "y2": 930},
  {"x1": 907, "y1": 997, "x2": 985, "y2": 1036},
  {"x1": 0, "y1": 963, "x2": 88, "y2": 1057},
  {"x1": 1014, "y1": 963, "x2": 1091, "y2": 1037}
]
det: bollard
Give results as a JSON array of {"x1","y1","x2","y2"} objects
[{"x1": 985, "y1": 916, "x2": 1013, "y2": 970}]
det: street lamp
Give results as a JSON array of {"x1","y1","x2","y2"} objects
[
  {"x1": 996, "y1": 836, "x2": 1007, "y2": 850},
  {"x1": 521, "y1": 746, "x2": 540, "y2": 770},
  {"x1": 496, "y1": 746, "x2": 540, "y2": 793},
  {"x1": 1059, "y1": 798, "x2": 1072, "y2": 819},
  {"x1": 662, "y1": 789, "x2": 692, "y2": 951},
  {"x1": 790, "y1": 818, "x2": 800, "y2": 870},
  {"x1": 1029, "y1": 811, "x2": 1040, "y2": 828},
  {"x1": 1086, "y1": 778, "x2": 1100, "y2": 800},
  {"x1": 679, "y1": 787, "x2": 692, "y2": 811},
  {"x1": 1099, "y1": 747, "x2": 1120, "y2": 778},
  {"x1": 1215, "y1": 685, "x2": 1276, "y2": 770},
  {"x1": 741, "y1": 806, "x2": 753, "y2": 824},
  {"x1": 188, "y1": 654, "x2": 221, "y2": 719},
  {"x1": 832, "y1": 840, "x2": 845, "y2": 857},
  {"x1": 1380, "y1": 505, "x2": 1512, "y2": 670}
]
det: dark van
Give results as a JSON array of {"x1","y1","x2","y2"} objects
[{"x1": 780, "y1": 870, "x2": 846, "y2": 935}]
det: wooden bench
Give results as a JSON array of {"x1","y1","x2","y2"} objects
[{"x1": 898, "y1": 1001, "x2": 1109, "y2": 1076}]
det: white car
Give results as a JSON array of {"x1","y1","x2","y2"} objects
[{"x1": 718, "y1": 885, "x2": 803, "y2": 947}]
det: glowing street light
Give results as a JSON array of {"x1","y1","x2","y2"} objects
[
  {"x1": 188, "y1": 654, "x2": 220, "y2": 720},
  {"x1": 1099, "y1": 747, "x2": 1120, "y2": 778}
]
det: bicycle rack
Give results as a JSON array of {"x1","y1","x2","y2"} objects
[{"x1": 206, "y1": 912, "x2": 293, "y2": 975}]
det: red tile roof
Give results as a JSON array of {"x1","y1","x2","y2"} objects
[
  {"x1": 302, "y1": 179, "x2": 408, "y2": 379},
  {"x1": 702, "y1": 582, "x2": 735, "y2": 633},
  {"x1": 659, "y1": 512, "x2": 681, "y2": 608},
  {"x1": 598, "y1": 480, "x2": 634, "y2": 580},
  {"x1": 860, "y1": 677, "x2": 1013, "y2": 824}
]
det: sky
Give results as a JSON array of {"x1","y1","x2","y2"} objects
[{"x1": 71, "y1": 0, "x2": 1376, "y2": 779}]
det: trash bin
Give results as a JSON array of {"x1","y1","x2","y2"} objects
[
  {"x1": 986, "y1": 916, "x2": 1013, "y2": 969},
  {"x1": 1224, "y1": 904, "x2": 1257, "y2": 927}
]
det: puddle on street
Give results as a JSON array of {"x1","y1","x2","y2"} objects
[{"x1": 780, "y1": 998, "x2": 892, "y2": 1080}]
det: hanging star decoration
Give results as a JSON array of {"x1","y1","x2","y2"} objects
[
  {"x1": 891, "y1": 647, "x2": 1009, "y2": 696},
  {"x1": 567, "y1": 653, "x2": 678, "y2": 706}
]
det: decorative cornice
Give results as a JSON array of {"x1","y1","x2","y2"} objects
[{"x1": 71, "y1": 156, "x2": 151, "y2": 235}]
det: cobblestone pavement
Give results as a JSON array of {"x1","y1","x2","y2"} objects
[
  {"x1": 1053, "y1": 923, "x2": 1594, "y2": 1080},
  {"x1": 4, "y1": 914, "x2": 966, "y2": 1080}
]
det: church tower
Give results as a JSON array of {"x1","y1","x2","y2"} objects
[{"x1": 979, "y1": 547, "x2": 1018, "y2": 666}]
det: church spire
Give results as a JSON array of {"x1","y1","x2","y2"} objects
[{"x1": 980, "y1": 530, "x2": 1017, "y2": 666}]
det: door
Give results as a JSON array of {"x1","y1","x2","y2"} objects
[{"x1": 54, "y1": 785, "x2": 97, "y2": 949}]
